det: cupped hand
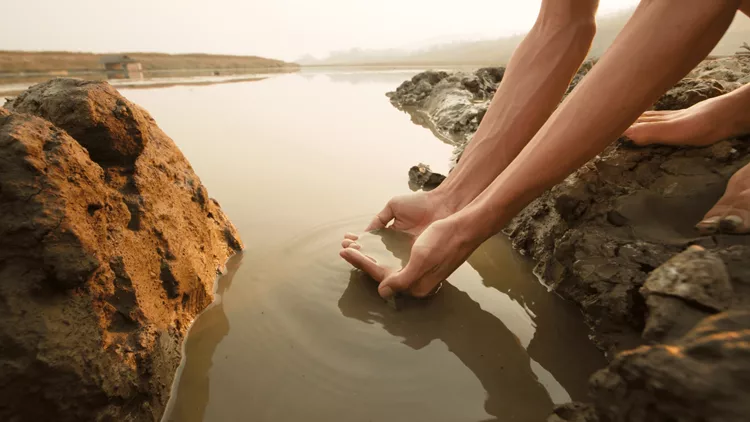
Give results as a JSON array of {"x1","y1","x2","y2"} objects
[{"x1": 340, "y1": 216, "x2": 483, "y2": 299}]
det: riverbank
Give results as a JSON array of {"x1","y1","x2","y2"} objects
[
  {"x1": 0, "y1": 51, "x2": 298, "y2": 75},
  {"x1": 387, "y1": 56, "x2": 750, "y2": 421}
]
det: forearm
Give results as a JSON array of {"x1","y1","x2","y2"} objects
[
  {"x1": 435, "y1": 2, "x2": 597, "y2": 211},
  {"x1": 458, "y1": 0, "x2": 740, "y2": 239}
]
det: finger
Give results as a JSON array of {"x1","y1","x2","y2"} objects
[
  {"x1": 347, "y1": 242, "x2": 361, "y2": 250},
  {"x1": 341, "y1": 239, "x2": 356, "y2": 248},
  {"x1": 364, "y1": 201, "x2": 395, "y2": 232},
  {"x1": 344, "y1": 232, "x2": 359, "y2": 241},
  {"x1": 339, "y1": 248, "x2": 387, "y2": 281},
  {"x1": 377, "y1": 257, "x2": 426, "y2": 299}
]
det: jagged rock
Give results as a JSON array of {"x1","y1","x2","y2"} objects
[
  {"x1": 590, "y1": 311, "x2": 750, "y2": 422},
  {"x1": 641, "y1": 246, "x2": 732, "y2": 312},
  {"x1": 0, "y1": 78, "x2": 242, "y2": 421},
  {"x1": 652, "y1": 78, "x2": 726, "y2": 110},
  {"x1": 387, "y1": 67, "x2": 505, "y2": 148},
  {"x1": 408, "y1": 163, "x2": 446, "y2": 191}
]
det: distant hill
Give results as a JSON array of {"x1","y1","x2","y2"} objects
[
  {"x1": 301, "y1": 9, "x2": 750, "y2": 67},
  {"x1": 0, "y1": 51, "x2": 298, "y2": 74}
]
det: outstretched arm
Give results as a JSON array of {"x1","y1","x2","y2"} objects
[
  {"x1": 367, "y1": 0, "x2": 740, "y2": 299},
  {"x1": 460, "y1": 0, "x2": 740, "y2": 238},
  {"x1": 358, "y1": 0, "x2": 599, "y2": 238},
  {"x1": 433, "y1": 0, "x2": 599, "y2": 211}
]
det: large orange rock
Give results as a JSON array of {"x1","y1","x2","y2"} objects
[{"x1": 0, "y1": 79, "x2": 242, "y2": 421}]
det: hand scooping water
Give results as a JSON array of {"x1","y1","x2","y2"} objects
[{"x1": 342, "y1": 228, "x2": 443, "y2": 309}]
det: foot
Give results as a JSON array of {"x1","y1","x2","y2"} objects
[
  {"x1": 696, "y1": 162, "x2": 750, "y2": 234},
  {"x1": 340, "y1": 216, "x2": 484, "y2": 298},
  {"x1": 624, "y1": 91, "x2": 750, "y2": 147}
]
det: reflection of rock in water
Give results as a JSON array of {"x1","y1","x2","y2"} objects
[
  {"x1": 164, "y1": 254, "x2": 243, "y2": 422},
  {"x1": 338, "y1": 270, "x2": 554, "y2": 421}
]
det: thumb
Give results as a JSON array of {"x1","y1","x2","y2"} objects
[
  {"x1": 377, "y1": 260, "x2": 421, "y2": 299},
  {"x1": 365, "y1": 201, "x2": 395, "y2": 232}
]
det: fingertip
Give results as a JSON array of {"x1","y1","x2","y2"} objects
[
  {"x1": 378, "y1": 284, "x2": 394, "y2": 299},
  {"x1": 344, "y1": 232, "x2": 359, "y2": 241}
]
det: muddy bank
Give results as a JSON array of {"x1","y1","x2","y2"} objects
[
  {"x1": 388, "y1": 56, "x2": 750, "y2": 421},
  {"x1": 0, "y1": 79, "x2": 242, "y2": 421}
]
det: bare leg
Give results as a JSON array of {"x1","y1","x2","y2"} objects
[
  {"x1": 352, "y1": 0, "x2": 740, "y2": 298},
  {"x1": 347, "y1": 0, "x2": 598, "y2": 244}
]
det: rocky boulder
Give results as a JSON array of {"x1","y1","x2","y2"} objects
[
  {"x1": 0, "y1": 79, "x2": 242, "y2": 421},
  {"x1": 408, "y1": 163, "x2": 446, "y2": 191}
]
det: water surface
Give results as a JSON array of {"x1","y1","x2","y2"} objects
[{"x1": 120, "y1": 71, "x2": 605, "y2": 422}]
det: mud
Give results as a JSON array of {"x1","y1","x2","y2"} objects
[{"x1": 387, "y1": 56, "x2": 750, "y2": 421}]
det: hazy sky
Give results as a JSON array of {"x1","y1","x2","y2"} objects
[{"x1": 2, "y1": 0, "x2": 640, "y2": 60}]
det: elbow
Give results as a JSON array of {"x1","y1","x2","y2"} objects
[
  {"x1": 533, "y1": 17, "x2": 597, "y2": 56},
  {"x1": 576, "y1": 18, "x2": 597, "y2": 47},
  {"x1": 577, "y1": 18, "x2": 597, "y2": 46}
]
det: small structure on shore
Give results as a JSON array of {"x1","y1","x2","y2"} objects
[
  {"x1": 736, "y1": 42, "x2": 750, "y2": 56},
  {"x1": 100, "y1": 55, "x2": 143, "y2": 79}
]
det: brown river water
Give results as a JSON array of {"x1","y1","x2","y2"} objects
[{"x1": 119, "y1": 70, "x2": 606, "y2": 422}]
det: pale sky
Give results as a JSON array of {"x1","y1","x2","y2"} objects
[{"x1": 1, "y1": 0, "x2": 640, "y2": 61}]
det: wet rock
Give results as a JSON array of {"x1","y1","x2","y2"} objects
[
  {"x1": 387, "y1": 67, "x2": 504, "y2": 148},
  {"x1": 548, "y1": 402, "x2": 599, "y2": 422},
  {"x1": 408, "y1": 163, "x2": 446, "y2": 191},
  {"x1": 652, "y1": 79, "x2": 726, "y2": 110},
  {"x1": 590, "y1": 311, "x2": 750, "y2": 422},
  {"x1": 0, "y1": 79, "x2": 242, "y2": 421},
  {"x1": 641, "y1": 246, "x2": 733, "y2": 312}
]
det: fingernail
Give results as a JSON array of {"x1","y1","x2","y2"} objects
[
  {"x1": 687, "y1": 245, "x2": 705, "y2": 252},
  {"x1": 379, "y1": 285, "x2": 394, "y2": 299},
  {"x1": 720, "y1": 215, "x2": 743, "y2": 233},
  {"x1": 696, "y1": 216, "x2": 720, "y2": 233}
]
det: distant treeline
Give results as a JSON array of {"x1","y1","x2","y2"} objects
[
  {"x1": 303, "y1": 9, "x2": 750, "y2": 67},
  {"x1": 0, "y1": 51, "x2": 298, "y2": 74}
]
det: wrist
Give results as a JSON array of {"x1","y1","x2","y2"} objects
[{"x1": 447, "y1": 204, "x2": 501, "y2": 247}]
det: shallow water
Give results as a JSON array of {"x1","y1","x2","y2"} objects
[{"x1": 120, "y1": 70, "x2": 606, "y2": 422}]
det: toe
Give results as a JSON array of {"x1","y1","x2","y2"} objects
[
  {"x1": 719, "y1": 210, "x2": 750, "y2": 234},
  {"x1": 635, "y1": 111, "x2": 680, "y2": 123},
  {"x1": 696, "y1": 216, "x2": 721, "y2": 234},
  {"x1": 623, "y1": 121, "x2": 680, "y2": 146},
  {"x1": 698, "y1": 199, "x2": 750, "y2": 234}
]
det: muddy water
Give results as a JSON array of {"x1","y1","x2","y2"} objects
[{"x1": 121, "y1": 70, "x2": 606, "y2": 422}]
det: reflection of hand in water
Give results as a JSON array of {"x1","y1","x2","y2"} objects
[{"x1": 338, "y1": 270, "x2": 554, "y2": 421}]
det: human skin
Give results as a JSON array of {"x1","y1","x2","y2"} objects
[{"x1": 342, "y1": 0, "x2": 744, "y2": 298}]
